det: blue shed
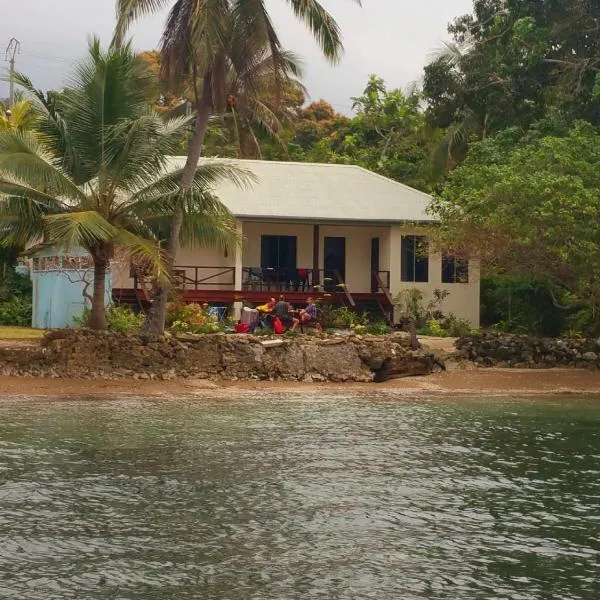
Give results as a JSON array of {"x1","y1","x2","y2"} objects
[{"x1": 30, "y1": 247, "x2": 112, "y2": 329}]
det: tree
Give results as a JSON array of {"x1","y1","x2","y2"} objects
[
  {"x1": 423, "y1": 0, "x2": 600, "y2": 175},
  {"x1": 0, "y1": 40, "x2": 249, "y2": 330},
  {"x1": 114, "y1": 0, "x2": 360, "y2": 337},
  {"x1": 299, "y1": 77, "x2": 439, "y2": 192},
  {"x1": 429, "y1": 121, "x2": 600, "y2": 333}
]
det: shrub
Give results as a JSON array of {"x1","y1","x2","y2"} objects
[
  {"x1": 106, "y1": 305, "x2": 144, "y2": 333},
  {"x1": 166, "y1": 302, "x2": 222, "y2": 334},
  {"x1": 73, "y1": 305, "x2": 144, "y2": 333},
  {"x1": 0, "y1": 297, "x2": 31, "y2": 326},
  {"x1": 362, "y1": 322, "x2": 393, "y2": 335},
  {"x1": 317, "y1": 304, "x2": 368, "y2": 330}
]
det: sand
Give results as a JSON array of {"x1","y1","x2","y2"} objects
[{"x1": 0, "y1": 368, "x2": 599, "y2": 399}]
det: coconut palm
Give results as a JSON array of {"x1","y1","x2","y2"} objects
[
  {"x1": 114, "y1": 0, "x2": 360, "y2": 336},
  {"x1": 0, "y1": 39, "x2": 251, "y2": 330},
  {"x1": 222, "y1": 48, "x2": 305, "y2": 158}
]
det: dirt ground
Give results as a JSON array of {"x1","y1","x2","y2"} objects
[{"x1": 0, "y1": 368, "x2": 599, "y2": 399}]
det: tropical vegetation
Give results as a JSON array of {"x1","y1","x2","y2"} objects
[
  {"x1": 0, "y1": 40, "x2": 248, "y2": 330},
  {"x1": 3, "y1": 0, "x2": 600, "y2": 337}
]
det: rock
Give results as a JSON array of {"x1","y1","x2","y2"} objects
[{"x1": 582, "y1": 352, "x2": 598, "y2": 361}]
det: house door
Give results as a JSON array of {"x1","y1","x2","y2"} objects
[
  {"x1": 371, "y1": 237, "x2": 380, "y2": 293},
  {"x1": 324, "y1": 237, "x2": 346, "y2": 291}
]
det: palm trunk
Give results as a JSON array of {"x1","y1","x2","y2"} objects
[
  {"x1": 143, "y1": 77, "x2": 213, "y2": 339},
  {"x1": 88, "y1": 256, "x2": 108, "y2": 330}
]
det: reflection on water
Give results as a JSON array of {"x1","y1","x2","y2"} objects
[{"x1": 0, "y1": 395, "x2": 599, "y2": 599}]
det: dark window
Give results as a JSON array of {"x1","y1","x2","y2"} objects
[
  {"x1": 401, "y1": 235, "x2": 428, "y2": 282},
  {"x1": 260, "y1": 235, "x2": 297, "y2": 272},
  {"x1": 442, "y1": 255, "x2": 469, "y2": 283}
]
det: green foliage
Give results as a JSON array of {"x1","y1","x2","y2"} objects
[
  {"x1": 74, "y1": 305, "x2": 144, "y2": 333},
  {"x1": 317, "y1": 304, "x2": 367, "y2": 330},
  {"x1": 0, "y1": 266, "x2": 32, "y2": 327},
  {"x1": 106, "y1": 305, "x2": 145, "y2": 333},
  {"x1": 481, "y1": 275, "x2": 567, "y2": 336},
  {"x1": 0, "y1": 267, "x2": 32, "y2": 303},
  {"x1": 431, "y1": 122, "x2": 600, "y2": 334},
  {"x1": 423, "y1": 0, "x2": 600, "y2": 175},
  {"x1": 359, "y1": 322, "x2": 393, "y2": 336},
  {"x1": 166, "y1": 302, "x2": 224, "y2": 334},
  {"x1": 0, "y1": 297, "x2": 31, "y2": 326}
]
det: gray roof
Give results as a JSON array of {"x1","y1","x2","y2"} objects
[{"x1": 165, "y1": 157, "x2": 436, "y2": 223}]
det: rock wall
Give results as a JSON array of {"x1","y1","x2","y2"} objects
[
  {"x1": 0, "y1": 329, "x2": 438, "y2": 382},
  {"x1": 456, "y1": 332, "x2": 600, "y2": 368}
]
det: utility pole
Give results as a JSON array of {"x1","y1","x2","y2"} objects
[{"x1": 5, "y1": 38, "x2": 21, "y2": 108}]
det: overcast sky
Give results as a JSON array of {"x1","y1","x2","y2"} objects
[{"x1": 0, "y1": 0, "x2": 473, "y2": 113}]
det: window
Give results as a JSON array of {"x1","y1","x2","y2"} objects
[
  {"x1": 442, "y1": 255, "x2": 469, "y2": 283},
  {"x1": 401, "y1": 235, "x2": 429, "y2": 282},
  {"x1": 260, "y1": 235, "x2": 297, "y2": 271}
]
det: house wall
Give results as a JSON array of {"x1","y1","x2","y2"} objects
[{"x1": 388, "y1": 224, "x2": 481, "y2": 327}]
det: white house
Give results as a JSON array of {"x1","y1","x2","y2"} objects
[{"x1": 113, "y1": 158, "x2": 480, "y2": 325}]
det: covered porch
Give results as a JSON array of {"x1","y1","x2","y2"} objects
[{"x1": 113, "y1": 219, "x2": 395, "y2": 320}]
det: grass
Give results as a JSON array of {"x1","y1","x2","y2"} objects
[{"x1": 0, "y1": 326, "x2": 46, "y2": 340}]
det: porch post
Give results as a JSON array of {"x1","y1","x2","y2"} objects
[
  {"x1": 389, "y1": 224, "x2": 402, "y2": 322},
  {"x1": 233, "y1": 220, "x2": 243, "y2": 320},
  {"x1": 312, "y1": 224, "x2": 320, "y2": 286}
]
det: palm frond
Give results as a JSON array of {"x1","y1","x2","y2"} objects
[
  {"x1": 44, "y1": 211, "x2": 119, "y2": 251},
  {"x1": 0, "y1": 131, "x2": 86, "y2": 202},
  {"x1": 178, "y1": 207, "x2": 240, "y2": 251},
  {"x1": 113, "y1": 228, "x2": 168, "y2": 283},
  {"x1": 113, "y1": 0, "x2": 169, "y2": 48},
  {"x1": 0, "y1": 172, "x2": 70, "y2": 211},
  {"x1": 122, "y1": 160, "x2": 256, "y2": 216},
  {"x1": 285, "y1": 0, "x2": 357, "y2": 63}
]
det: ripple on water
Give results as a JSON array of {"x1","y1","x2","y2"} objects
[{"x1": 0, "y1": 396, "x2": 599, "y2": 599}]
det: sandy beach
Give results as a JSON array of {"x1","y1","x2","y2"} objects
[{"x1": 1, "y1": 368, "x2": 599, "y2": 399}]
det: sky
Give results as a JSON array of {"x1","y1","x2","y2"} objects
[{"x1": 0, "y1": 0, "x2": 473, "y2": 113}]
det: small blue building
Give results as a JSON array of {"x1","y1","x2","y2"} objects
[{"x1": 30, "y1": 247, "x2": 112, "y2": 329}]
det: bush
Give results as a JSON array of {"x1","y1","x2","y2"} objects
[
  {"x1": 106, "y1": 305, "x2": 144, "y2": 333},
  {"x1": 0, "y1": 270, "x2": 32, "y2": 302},
  {"x1": 166, "y1": 302, "x2": 223, "y2": 334},
  {"x1": 0, "y1": 297, "x2": 31, "y2": 326},
  {"x1": 73, "y1": 305, "x2": 144, "y2": 333},
  {"x1": 417, "y1": 314, "x2": 473, "y2": 337},
  {"x1": 354, "y1": 321, "x2": 393, "y2": 335},
  {"x1": 481, "y1": 275, "x2": 566, "y2": 336},
  {"x1": 316, "y1": 304, "x2": 369, "y2": 330}
]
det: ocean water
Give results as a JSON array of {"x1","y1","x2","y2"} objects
[{"x1": 0, "y1": 394, "x2": 598, "y2": 599}]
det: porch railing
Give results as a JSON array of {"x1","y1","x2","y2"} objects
[
  {"x1": 372, "y1": 270, "x2": 393, "y2": 304},
  {"x1": 173, "y1": 265, "x2": 235, "y2": 290}
]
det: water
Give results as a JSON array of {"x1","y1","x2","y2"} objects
[{"x1": 0, "y1": 395, "x2": 599, "y2": 599}]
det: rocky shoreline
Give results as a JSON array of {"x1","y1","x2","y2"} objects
[
  {"x1": 456, "y1": 332, "x2": 600, "y2": 368},
  {"x1": 0, "y1": 329, "x2": 440, "y2": 383}
]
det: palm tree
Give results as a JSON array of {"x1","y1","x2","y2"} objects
[
  {"x1": 0, "y1": 39, "x2": 251, "y2": 330},
  {"x1": 221, "y1": 48, "x2": 305, "y2": 158},
  {"x1": 114, "y1": 0, "x2": 360, "y2": 337}
]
